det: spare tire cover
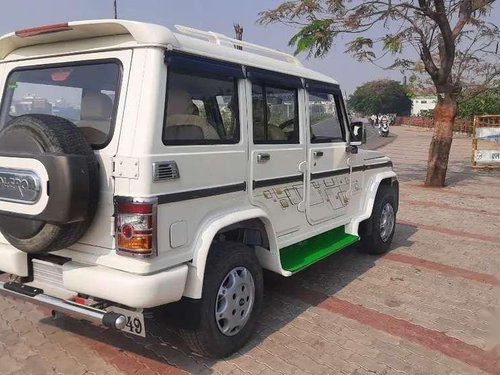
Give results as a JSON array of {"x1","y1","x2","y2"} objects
[{"x1": 0, "y1": 114, "x2": 99, "y2": 253}]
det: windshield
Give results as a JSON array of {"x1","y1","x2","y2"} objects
[{"x1": 0, "y1": 61, "x2": 121, "y2": 148}]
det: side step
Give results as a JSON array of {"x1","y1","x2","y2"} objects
[
  {"x1": 0, "y1": 281, "x2": 126, "y2": 330},
  {"x1": 280, "y1": 227, "x2": 359, "y2": 272}
]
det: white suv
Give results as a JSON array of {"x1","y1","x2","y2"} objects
[{"x1": 0, "y1": 20, "x2": 398, "y2": 357}]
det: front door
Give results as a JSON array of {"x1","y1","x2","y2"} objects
[{"x1": 305, "y1": 83, "x2": 360, "y2": 225}]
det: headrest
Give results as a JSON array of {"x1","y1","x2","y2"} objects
[
  {"x1": 81, "y1": 92, "x2": 113, "y2": 121},
  {"x1": 253, "y1": 98, "x2": 271, "y2": 125},
  {"x1": 168, "y1": 89, "x2": 198, "y2": 115}
]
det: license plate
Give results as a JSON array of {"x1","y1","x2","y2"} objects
[{"x1": 106, "y1": 306, "x2": 146, "y2": 337}]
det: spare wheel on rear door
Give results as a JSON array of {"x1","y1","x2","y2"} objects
[{"x1": 0, "y1": 114, "x2": 99, "y2": 253}]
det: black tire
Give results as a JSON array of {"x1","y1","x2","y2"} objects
[
  {"x1": 0, "y1": 114, "x2": 99, "y2": 253},
  {"x1": 179, "y1": 241, "x2": 263, "y2": 358},
  {"x1": 359, "y1": 184, "x2": 397, "y2": 255}
]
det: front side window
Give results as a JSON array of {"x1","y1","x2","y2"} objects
[
  {"x1": 163, "y1": 71, "x2": 239, "y2": 145},
  {"x1": 252, "y1": 84, "x2": 298, "y2": 144},
  {"x1": 0, "y1": 61, "x2": 121, "y2": 148},
  {"x1": 309, "y1": 91, "x2": 345, "y2": 143}
]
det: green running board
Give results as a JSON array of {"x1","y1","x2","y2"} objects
[{"x1": 280, "y1": 226, "x2": 359, "y2": 272}]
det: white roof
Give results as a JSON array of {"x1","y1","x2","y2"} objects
[{"x1": 0, "y1": 19, "x2": 338, "y2": 86}]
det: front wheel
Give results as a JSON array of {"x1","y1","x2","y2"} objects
[
  {"x1": 179, "y1": 241, "x2": 263, "y2": 357},
  {"x1": 359, "y1": 185, "x2": 397, "y2": 254}
]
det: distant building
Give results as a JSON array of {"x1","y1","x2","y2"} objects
[
  {"x1": 411, "y1": 95, "x2": 437, "y2": 116},
  {"x1": 11, "y1": 95, "x2": 52, "y2": 116}
]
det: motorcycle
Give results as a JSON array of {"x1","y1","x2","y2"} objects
[{"x1": 379, "y1": 116, "x2": 389, "y2": 137}]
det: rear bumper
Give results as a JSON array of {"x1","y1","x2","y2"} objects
[
  {"x1": 0, "y1": 244, "x2": 189, "y2": 308},
  {"x1": 0, "y1": 244, "x2": 28, "y2": 276},
  {"x1": 63, "y1": 261, "x2": 188, "y2": 308},
  {"x1": 0, "y1": 281, "x2": 126, "y2": 330}
]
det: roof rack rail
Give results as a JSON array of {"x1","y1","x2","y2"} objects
[{"x1": 174, "y1": 24, "x2": 302, "y2": 66}]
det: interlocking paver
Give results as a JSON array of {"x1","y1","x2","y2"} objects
[
  {"x1": 0, "y1": 353, "x2": 23, "y2": 375},
  {"x1": 1, "y1": 126, "x2": 500, "y2": 374}
]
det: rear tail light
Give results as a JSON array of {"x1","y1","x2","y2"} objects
[{"x1": 115, "y1": 197, "x2": 157, "y2": 258}]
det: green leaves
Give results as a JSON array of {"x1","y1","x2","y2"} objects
[
  {"x1": 289, "y1": 19, "x2": 334, "y2": 57},
  {"x1": 259, "y1": 0, "x2": 498, "y2": 91},
  {"x1": 387, "y1": 58, "x2": 417, "y2": 71},
  {"x1": 347, "y1": 79, "x2": 412, "y2": 116},
  {"x1": 348, "y1": 36, "x2": 374, "y2": 50},
  {"x1": 345, "y1": 37, "x2": 375, "y2": 61},
  {"x1": 382, "y1": 34, "x2": 403, "y2": 54},
  {"x1": 458, "y1": 89, "x2": 500, "y2": 117}
]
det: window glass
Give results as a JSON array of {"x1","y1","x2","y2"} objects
[
  {"x1": 252, "y1": 84, "x2": 298, "y2": 144},
  {"x1": 309, "y1": 91, "x2": 345, "y2": 143},
  {"x1": 0, "y1": 62, "x2": 121, "y2": 148},
  {"x1": 163, "y1": 71, "x2": 239, "y2": 145}
]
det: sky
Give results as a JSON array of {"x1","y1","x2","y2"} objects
[{"x1": 0, "y1": 0, "x2": 498, "y2": 94}]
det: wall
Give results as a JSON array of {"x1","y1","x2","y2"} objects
[{"x1": 395, "y1": 116, "x2": 473, "y2": 135}]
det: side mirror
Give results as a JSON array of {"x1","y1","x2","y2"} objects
[{"x1": 349, "y1": 121, "x2": 366, "y2": 145}]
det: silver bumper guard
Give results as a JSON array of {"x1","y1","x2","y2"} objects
[{"x1": 0, "y1": 281, "x2": 126, "y2": 330}]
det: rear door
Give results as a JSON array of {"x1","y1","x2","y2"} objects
[
  {"x1": 247, "y1": 69, "x2": 307, "y2": 238},
  {"x1": 305, "y1": 81, "x2": 360, "y2": 225},
  {"x1": 0, "y1": 50, "x2": 132, "y2": 249}
]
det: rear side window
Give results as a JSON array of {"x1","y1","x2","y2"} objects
[
  {"x1": 0, "y1": 61, "x2": 121, "y2": 149},
  {"x1": 163, "y1": 54, "x2": 242, "y2": 145}
]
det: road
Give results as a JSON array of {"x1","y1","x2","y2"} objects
[
  {"x1": 359, "y1": 118, "x2": 397, "y2": 150},
  {"x1": 3, "y1": 127, "x2": 498, "y2": 375},
  {"x1": 311, "y1": 117, "x2": 396, "y2": 151},
  {"x1": 13, "y1": 129, "x2": 500, "y2": 375}
]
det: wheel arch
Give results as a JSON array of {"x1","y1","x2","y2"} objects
[
  {"x1": 182, "y1": 207, "x2": 288, "y2": 299},
  {"x1": 346, "y1": 170, "x2": 398, "y2": 235}
]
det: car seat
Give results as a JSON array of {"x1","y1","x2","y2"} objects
[{"x1": 78, "y1": 92, "x2": 113, "y2": 145}]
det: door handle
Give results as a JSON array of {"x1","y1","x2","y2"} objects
[
  {"x1": 257, "y1": 153, "x2": 271, "y2": 163},
  {"x1": 313, "y1": 151, "x2": 324, "y2": 158}
]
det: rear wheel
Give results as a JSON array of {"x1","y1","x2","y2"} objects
[
  {"x1": 359, "y1": 185, "x2": 397, "y2": 254},
  {"x1": 179, "y1": 241, "x2": 263, "y2": 357}
]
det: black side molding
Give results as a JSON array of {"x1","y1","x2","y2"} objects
[
  {"x1": 311, "y1": 161, "x2": 393, "y2": 180},
  {"x1": 311, "y1": 169, "x2": 348, "y2": 180},
  {"x1": 157, "y1": 182, "x2": 246, "y2": 204},
  {"x1": 365, "y1": 161, "x2": 393, "y2": 170},
  {"x1": 253, "y1": 175, "x2": 303, "y2": 189},
  {"x1": 153, "y1": 161, "x2": 392, "y2": 205}
]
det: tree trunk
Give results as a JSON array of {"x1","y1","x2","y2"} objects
[{"x1": 424, "y1": 98, "x2": 457, "y2": 187}]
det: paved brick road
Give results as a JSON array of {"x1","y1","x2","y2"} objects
[{"x1": 1, "y1": 126, "x2": 499, "y2": 374}]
